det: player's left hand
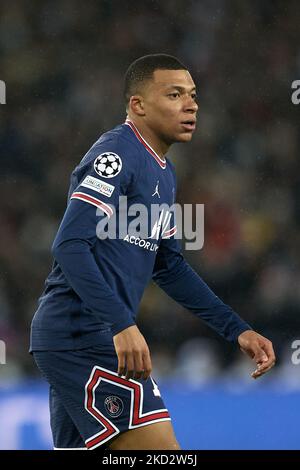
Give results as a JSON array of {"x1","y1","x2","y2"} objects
[{"x1": 237, "y1": 330, "x2": 276, "y2": 379}]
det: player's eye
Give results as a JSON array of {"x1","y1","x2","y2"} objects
[
  {"x1": 191, "y1": 93, "x2": 197, "y2": 101},
  {"x1": 168, "y1": 92, "x2": 180, "y2": 99}
]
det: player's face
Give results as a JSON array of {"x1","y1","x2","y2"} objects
[{"x1": 143, "y1": 69, "x2": 198, "y2": 145}]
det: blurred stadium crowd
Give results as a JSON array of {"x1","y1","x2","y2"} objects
[{"x1": 0, "y1": 0, "x2": 300, "y2": 385}]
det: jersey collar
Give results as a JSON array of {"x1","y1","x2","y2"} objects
[{"x1": 125, "y1": 119, "x2": 166, "y2": 169}]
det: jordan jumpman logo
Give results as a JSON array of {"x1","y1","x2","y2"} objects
[{"x1": 152, "y1": 180, "x2": 160, "y2": 198}]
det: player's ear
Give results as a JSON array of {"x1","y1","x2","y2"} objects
[{"x1": 129, "y1": 95, "x2": 145, "y2": 117}]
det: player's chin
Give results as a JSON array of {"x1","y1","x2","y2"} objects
[{"x1": 176, "y1": 131, "x2": 194, "y2": 142}]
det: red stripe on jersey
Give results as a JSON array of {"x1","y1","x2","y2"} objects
[
  {"x1": 162, "y1": 226, "x2": 177, "y2": 239},
  {"x1": 125, "y1": 119, "x2": 167, "y2": 169},
  {"x1": 71, "y1": 192, "x2": 113, "y2": 218}
]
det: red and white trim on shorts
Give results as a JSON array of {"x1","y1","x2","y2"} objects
[
  {"x1": 125, "y1": 119, "x2": 167, "y2": 170},
  {"x1": 70, "y1": 192, "x2": 113, "y2": 218},
  {"x1": 84, "y1": 366, "x2": 170, "y2": 450}
]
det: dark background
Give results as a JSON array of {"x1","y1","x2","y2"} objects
[{"x1": 0, "y1": 0, "x2": 300, "y2": 385}]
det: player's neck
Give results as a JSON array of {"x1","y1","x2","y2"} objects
[{"x1": 126, "y1": 117, "x2": 169, "y2": 160}]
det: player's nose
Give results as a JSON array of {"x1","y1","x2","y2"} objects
[{"x1": 183, "y1": 96, "x2": 198, "y2": 114}]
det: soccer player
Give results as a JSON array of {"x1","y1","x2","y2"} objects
[{"x1": 30, "y1": 54, "x2": 276, "y2": 450}]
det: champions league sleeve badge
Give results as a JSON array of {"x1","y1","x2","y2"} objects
[{"x1": 94, "y1": 152, "x2": 122, "y2": 178}]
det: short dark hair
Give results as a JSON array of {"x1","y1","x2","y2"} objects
[{"x1": 124, "y1": 54, "x2": 188, "y2": 105}]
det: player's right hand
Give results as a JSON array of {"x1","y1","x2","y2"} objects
[{"x1": 113, "y1": 325, "x2": 152, "y2": 381}]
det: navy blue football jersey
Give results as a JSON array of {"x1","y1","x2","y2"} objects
[{"x1": 30, "y1": 119, "x2": 251, "y2": 351}]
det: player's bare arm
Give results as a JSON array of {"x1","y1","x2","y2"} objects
[{"x1": 238, "y1": 330, "x2": 276, "y2": 379}]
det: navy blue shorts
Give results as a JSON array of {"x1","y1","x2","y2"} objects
[{"x1": 33, "y1": 346, "x2": 170, "y2": 450}]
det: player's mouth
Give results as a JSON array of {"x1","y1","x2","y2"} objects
[{"x1": 181, "y1": 120, "x2": 196, "y2": 132}]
